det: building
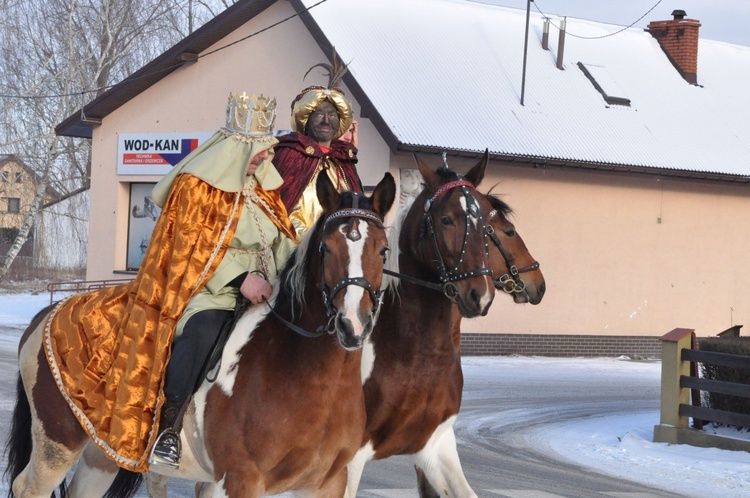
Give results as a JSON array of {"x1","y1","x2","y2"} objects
[
  {"x1": 55, "y1": 0, "x2": 750, "y2": 356},
  {"x1": 0, "y1": 155, "x2": 60, "y2": 264}
]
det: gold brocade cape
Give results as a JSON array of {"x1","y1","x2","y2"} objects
[{"x1": 44, "y1": 174, "x2": 243, "y2": 472}]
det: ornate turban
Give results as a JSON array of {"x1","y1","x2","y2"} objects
[{"x1": 290, "y1": 50, "x2": 353, "y2": 141}]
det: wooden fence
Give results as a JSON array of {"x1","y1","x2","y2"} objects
[{"x1": 653, "y1": 327, "x2": 750, "y2": 452}]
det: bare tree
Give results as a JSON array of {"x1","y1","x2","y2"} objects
[{"x1": 0, "y1": 0, "x2": 234, "y2": 281}]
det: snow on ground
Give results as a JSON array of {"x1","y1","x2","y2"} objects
[
  {"x1": 0, "y1": 291, "x2": 50, "y2": 351},
  {"x1": 2, "y1": 292, "x2": 750, "y2": 497},
  {"x1": 536, "y1": 411, "x2": 750, "y2": 497}
]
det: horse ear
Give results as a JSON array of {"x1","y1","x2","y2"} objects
[
  {"x1": 370, "y1": 172, "x2": 396, "y2": 218},
  {"x1": 316, "y1": 171, "x2": 340, "y2": 214},
  {"x1": 464, "y1": 149, "x2": 489, "y2": 187},
  {"x1": 416, "y1": 156, "x2": 441, "y2": 193}
]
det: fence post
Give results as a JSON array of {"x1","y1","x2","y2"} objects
[{"x1": 653, "y1": 327, "x2": 694, "y2": 444}]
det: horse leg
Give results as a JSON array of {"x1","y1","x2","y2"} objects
[
  {"x1": 410, "y1": 416, "x2": 477, "y2": 498},
  {"x1": 415, "y1": 465, "x2": 440, "y2": 498},
  {"x1": 307, "y1": 468, "x2": 348, "y2": 498},
  {"x1": 66, "y1": 443, "x2": 119, "y2": 496},
  {"x1": 209, "y1": 471, "x2": 262, "y2": 498},
  {"x1": 146, "y1": 473, "x2": 171, "y2": 498},
  {"x1": 345, "y1": 442, "x2": 375, "y2": 497},
  {"x1": 194, "y1": 481, "x2": 211, "y2": 497},
  {"x1": 13, "y1": 323, "x2": 88, "y2": 497}
]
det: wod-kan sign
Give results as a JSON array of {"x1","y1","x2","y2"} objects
[{"x1": 117, "y1": 132, "x2": 213, "y2": 175}]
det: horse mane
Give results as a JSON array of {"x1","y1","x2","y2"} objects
[
  {"x1": 382, "y1": 195, "x2": 415, "y2": 295},
  {"x1": 436, "y1": 166, "x2": 462, "y2": 183},
  {"x1": 276, "y1": 216, "x2": 323, "y2": 321},
  {"x1": 484, "y1": 191, "x2": 513, "y2": 218}
]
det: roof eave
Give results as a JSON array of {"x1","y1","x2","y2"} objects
[{"x1": 397, "y1": 144, "x2": 750, "y2": 184}]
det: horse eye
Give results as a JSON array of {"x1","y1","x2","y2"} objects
[
  {"x1": 380, "y1": 247, "x2": 390, "y2": 261},
  {"x1": 441, "y1": 216, "x2": 453, "y2": 226},
  {"x1": 504, "y1": 230, "x2": 516, "y2": 237}
]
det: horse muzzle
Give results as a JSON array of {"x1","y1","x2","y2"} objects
[{"x1": 335, "y1": 313, "x2": 373, "y2": 351}]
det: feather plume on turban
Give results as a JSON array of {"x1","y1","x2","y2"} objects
[{"x1": 290, "y1": 49, "x2": 353, "y2": 140}]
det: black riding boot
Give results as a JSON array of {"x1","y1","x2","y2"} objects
[
  {"x1": 150, "y1": 404, "x2": 182, "y2": 468},
  {"x1": 149, "y1": 309, "x2": 231, "y2": 469}
]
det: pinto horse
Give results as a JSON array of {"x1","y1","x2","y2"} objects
[
  {"x1": 5, "y1": 172, "x2": 396, "y2": 498},
  {"x1": 347, "y1": 152, "x2": 545, "y2": 498},
  {"x1": 414, "y1": 189, "x2": 546, "y2": 497}
]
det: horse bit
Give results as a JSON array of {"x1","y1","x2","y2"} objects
[{"x1": 485, "y1": 208, "x2": 540, "y2": 295}]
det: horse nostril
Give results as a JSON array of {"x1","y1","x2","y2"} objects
[
  {"x1": 336, "y1": 315, "x2": 353, "y2": 334},
  {"x1": 539, "y1": 282, "x2": 546, "y2": 296},
  {"x1": 470, "y1": 288, "x2": 481, "y2": 308}
]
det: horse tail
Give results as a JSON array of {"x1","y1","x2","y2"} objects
[
  {"x1": 3, "y1": 374, "x2": 32, "y2": 497},
  {"x1": 102, "y1": 469, "x2": 144, "y2": 498}
]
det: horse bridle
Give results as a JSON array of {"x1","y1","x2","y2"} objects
[
  {"x1": 268, "y1": 199, "x2": 386, "y2": 338},
  {"x1": 485, "y1": 209, "x2": 540, "y2": 294},
  {"x1": 319, "y1": 203, "x2": 386, "y2": 323},
  {"x1": 385, "y1": 179, "x2": 493, "y2": 299}
]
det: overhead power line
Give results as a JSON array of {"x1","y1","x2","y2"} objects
[
  {"x1": 0, "y1": 0, "x2": 330, "y2": 101},
  {"x1": 533, "y1": 0, "x2": 664, "y2": 40}
]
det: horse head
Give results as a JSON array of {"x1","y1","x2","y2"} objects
[
  {"x1": 483, "y1": 193, "x2": 546, "y2": 305},
  {"x1": 315, "y1": 171, "x2": 396, "y2": 350},
  {"x1": 404, "y1": 151, "x2": 496, "y2": 318}
]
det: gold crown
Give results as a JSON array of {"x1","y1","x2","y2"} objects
[{"x1": 225, "y1": 92, "x2": 276, "y2": 136}]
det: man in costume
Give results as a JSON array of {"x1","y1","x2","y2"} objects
[
  {"x1": 44, "y1": 92, "x2": 297, "y2": 472},
  {"x1": 274, "y1": 52, "x2": 362, "y2": 236}
]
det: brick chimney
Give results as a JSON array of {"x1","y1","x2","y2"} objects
[{"x1": 647, "y1": 10, "x2": 701, "y2": 84}]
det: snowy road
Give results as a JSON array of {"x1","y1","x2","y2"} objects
[{"x1": 1, "y1": 293, "x2": 749, "y2": 497}]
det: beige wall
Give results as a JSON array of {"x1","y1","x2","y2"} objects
[
  {"x1": 86, "y1": 2, "x2": 750, "y2": 339},
  {"x1": 86, "y1": 1, "x2": 391, "y2": 280}
]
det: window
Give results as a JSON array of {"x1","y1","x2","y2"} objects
[
  {"x1": 14, "y1": 172, "x2": 22, "y2": 183},
  {"x1": 578, "y1": 62, "x2": 631, "y2": 107},
  {"x1": 1, "y1": 171, "x2": 8, "y2": 182},
  {"x1": 7, "y1": 198, "x2": 20, "y2": 213}
]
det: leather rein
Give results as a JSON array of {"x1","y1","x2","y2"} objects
[{"x1": 384, "y1": 179, "x2": 493, "y2": 299}]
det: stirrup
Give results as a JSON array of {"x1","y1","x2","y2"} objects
[{"x1": 149, "y1": 428, "x2": 182, "y2": 469}]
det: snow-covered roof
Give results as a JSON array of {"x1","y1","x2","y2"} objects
[
  {"x1": 56, "y1": 0, "x2": 750, "y2": 181},
  {"x1": 302, "y1": 0, "x2": 750, "y2": 179}
]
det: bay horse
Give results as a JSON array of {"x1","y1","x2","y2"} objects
[
  {"x1": 346, "y1": 152, "x2": 545, "y2": 497},
  {"x1": 5, "y1": 171, "x2": 396, "y2": 498}
]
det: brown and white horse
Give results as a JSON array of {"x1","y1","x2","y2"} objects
[
  {"x1": 347, "y1": 152, "x2": 545, "y2": 497},
  {"x1": 5, "y1": 172, "x2": 396, "y2": 498}
]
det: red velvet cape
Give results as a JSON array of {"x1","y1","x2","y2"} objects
[{"x1": 273, "y1": 132, "x2": 362, "y2": 210}]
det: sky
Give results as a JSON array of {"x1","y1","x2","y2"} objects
[
  {"x1": 2, "y1": 292, "x2": 750, "y2": 497},
  {"x1": 473, "y1": 0, "x2": 750, "y2": 47}
]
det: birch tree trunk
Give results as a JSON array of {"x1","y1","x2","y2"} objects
[{"x1": 0, "y1": 0, "x2": 231, "y2": 281}]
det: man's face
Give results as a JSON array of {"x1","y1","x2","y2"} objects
[
  {"x1": 246, "y1": 148, "x2": 269, "y2": 176},
  {"x1": 305, "y1": 100, "x2": 340, "y2": 145}
]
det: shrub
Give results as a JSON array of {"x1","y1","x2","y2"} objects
[{"x1": 699, "y1": 337, "x2": 750, "y2": 426}]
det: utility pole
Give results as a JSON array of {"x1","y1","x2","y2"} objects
[{"x1": 520, "y1": 0, "x2": 532, "y2": 106}]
